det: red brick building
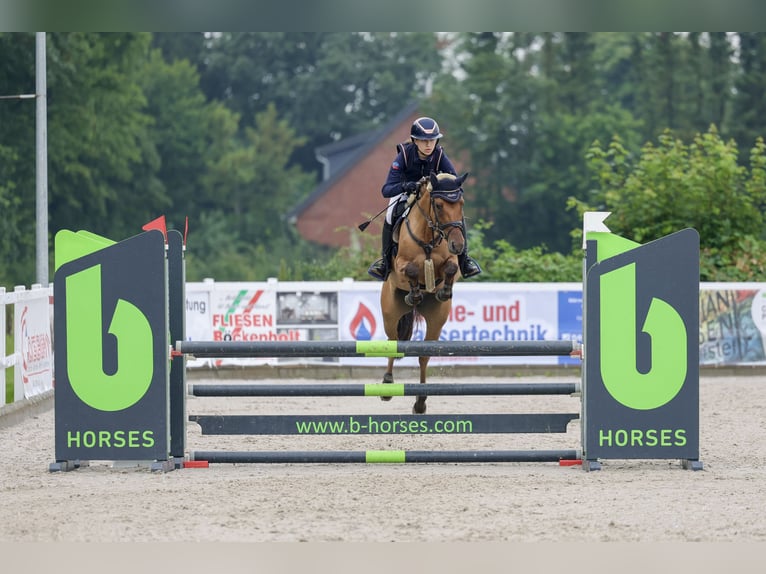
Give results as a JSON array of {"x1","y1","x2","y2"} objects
[{"x1": 287, "y1": 103, "x2": 466, "y2": 251}]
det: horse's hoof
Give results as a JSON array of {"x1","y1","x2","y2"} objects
[
  {"x1": 406, "y1": 294, "x2": 423, "y2": 306},
  {"x1": 412, "y1": 398, "x2": 427, "y2": 414},
  {"x1": 435, "y1": 289, "x2": 452, "y2": 302},
  {"x1": 381, "y1": 372, "x2": 393, "y2": 401}
]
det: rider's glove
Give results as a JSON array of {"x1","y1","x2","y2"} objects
[{"x1": 403, "y1": 181, "x2": 418, "y2": 194}]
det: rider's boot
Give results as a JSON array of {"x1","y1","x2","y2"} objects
[
  {"x1": 458, "y1": 222, "x2": 482, "y2": 278},
  {"x1": 459, "y1": 252, "x2": 482, "y2": 278},
  {"x1": 367, "y1": 221, "x2": 394, "y2": 281}
]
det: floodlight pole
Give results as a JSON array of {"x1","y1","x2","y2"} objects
[{"x1": 35, "y1": 32, "x2": 49, "y2": 286}]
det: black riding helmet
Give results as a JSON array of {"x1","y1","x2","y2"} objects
[{"x1": 410, "y1": 117, "x2": 442, "y2": 141}]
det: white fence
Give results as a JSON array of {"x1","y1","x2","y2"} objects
[{"x1": 1, "y1": 284, "x2": 54, "y2": 404}]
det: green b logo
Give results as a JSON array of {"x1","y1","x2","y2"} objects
[
  {"x1": 600, "y1": 263, "x2": 687, "y2": 410},
  {"x1": 65, "y1": 264, "x2": 154, "y2": 411}
]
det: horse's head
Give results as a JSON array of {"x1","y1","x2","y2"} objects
[{"x1": 422, "y1": 172, "x2": 468, "y2": 255}]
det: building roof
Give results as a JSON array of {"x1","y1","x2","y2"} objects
[{"x1": 286, "y1": 101, "x2": 419, "y2": 223}]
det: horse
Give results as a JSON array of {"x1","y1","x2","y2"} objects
[{"x1": 379, "y1": 171, "x2": 469, "y2": 414}]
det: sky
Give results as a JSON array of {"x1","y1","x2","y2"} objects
[{"x1": 1, "y1": 0, "x2": 764, "y2": 32}]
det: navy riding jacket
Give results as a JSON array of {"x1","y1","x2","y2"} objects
[{"x1": 381, "y1": 142, "x2": 457, "y2": 198}]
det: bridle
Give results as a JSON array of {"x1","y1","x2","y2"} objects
[{"x1": 404, "y1": 183, "x2": 465, "y2": 259}]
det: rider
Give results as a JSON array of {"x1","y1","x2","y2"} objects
[{"x1": 367, "y1": 116, "x2": 482, "y2": 281}]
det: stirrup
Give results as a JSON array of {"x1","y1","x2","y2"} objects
[
  {"x1": 461, "y1": 257, "x2": 482, "y2": 279},
  {"x1": 367, "y1": 258, "x2": 388, "y2": 281}
]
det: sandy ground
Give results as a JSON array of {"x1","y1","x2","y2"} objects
[{"x1": 1, "y1": 374, "x2": 765, "y2": 545}]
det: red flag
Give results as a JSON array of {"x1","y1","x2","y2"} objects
[{"x1": 142, "y1": 215, "x2": 167, "y2": 243}]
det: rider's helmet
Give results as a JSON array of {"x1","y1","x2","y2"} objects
[{"x1": 410, "y1": 117, "x2": 442, "y2": 141}]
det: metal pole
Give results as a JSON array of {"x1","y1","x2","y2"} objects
[{"x1": 35, "y1": 32, "x2": 48, "y2": 286}]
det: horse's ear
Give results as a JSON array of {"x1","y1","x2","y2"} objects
[
  {"x1": 456, "y1": 172, "x2": 469, "y2": 186},
  {"x1": 429, "y1": 171, "x2": 439, "y2": 188}
]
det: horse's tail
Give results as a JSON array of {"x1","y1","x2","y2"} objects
[{"x1": 397, "y1": 309, "x2": 417, "y2": 341}]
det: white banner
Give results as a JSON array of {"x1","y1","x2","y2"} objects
[
  {"x1": 180, "y1": 281, "x2": 586, "y2": 368},
  {"x1": 337, "y1": 285, "x2": 577, "y2": 367},
  {"x1": 15, "y1": 296, "x2": 54, "y2": 398}
]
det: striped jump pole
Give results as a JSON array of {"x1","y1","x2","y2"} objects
[
  {"x1": 190, "y1": 449, "x2": 582, "y2": 464},
  {"x1": 176, "y1": 339, "x2": 581, "y2": 358},
  {"x1": 188, "y1": 382, "x2": 581, "y2": 397}
]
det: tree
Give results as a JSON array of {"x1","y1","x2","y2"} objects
[
  {"x1": 578, "y1": 126, "x2": 766, "y2": 280},
  {"x1": 432, "y1": 33, "x2": 540, "y2": 243},
  {"x1": 0, "y1": 33, "x2": 37, "y2": 285},
  {"x1": 45, "y1": 33, "x2": 167, "y2": 240},
  {"x1": 434, "y1": 33, "x2": 643, "y2": 253},
  {"x1": 188, "y1": 103, "x2": 317, "y2": 280},
  {"x1": 150, "y1": 32, "x2": 207, "y2": 71},
  {"x1": 517, "y1": 33, "x2": 643, "y2": 252},
  {"x1": 730, "y1": 33, "x2": 766, "y2": 157},
  {"x1": 138, "y1": 49, "x2": 239, "y2": 232},
  {"x1": 199, "y1": 32, "x2": 442, "y2": 175}
]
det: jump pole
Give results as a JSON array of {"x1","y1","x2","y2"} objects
[
  {"x1": 176, "y1": 339, "x2": 580, "y2": 358},
  {"x1": 188, "y1": 382, "x2": 581, "y2": 397},
  {"x1": 190, "y1": 449, "x2": 582, "y2": 464}
]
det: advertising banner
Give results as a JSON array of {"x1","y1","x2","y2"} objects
[
  {"x1": 14, "y1": 295, "x2": 54, "y2": 398},
  {"x1": 699, "y1": 287, "x2": 766, "y2": 365},
  {"x1": 337, "y1": 285, "x2": 581, "y2": 367},
  {"x1": 182, "y1": 281, "x2": 766, "y2": 368}
]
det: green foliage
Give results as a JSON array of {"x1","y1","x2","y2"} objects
[
  {"x1": 435, "y1": 33, "x2": 647, "y2": 253},
  {"x1": 700, "y1": 235, "x2": 766, "y2": 282},
  {"x1": 0, "y1": 144, "x2": 30, "y2": 286},
  {"x1": 579, "y1": 126, "x2": 766, "y2": 281},
  {"x1": 138, "y1": 50, "x2": 221, "y2": 228},
  {"x1": 462, "y1": 222, "x2": 582, "y2": 282},
  {"x1": 281, "y1": 220, "x2": 582, "y2": 283},
  {"x1": 186, "y1": 103, "x2": 317, "y2": 280},
  {"x1": 4, "y1": 33, "x2": 766, "y2": 288},
  {"x1": 200, "y1": 32, "x2": 442, "y2": 175},
  {"x1": 0, "y1": 34, "x2": 37, "y2": 287},
  {"x1": 46, "y1": 33, "x2": 167, "y2": 241}
]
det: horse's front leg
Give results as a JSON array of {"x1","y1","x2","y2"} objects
[
  {"x1": 413, "y1": 355, "x2": 429, "y2": 414},
  {"x1": 403, "y1": 262, "x2": 423, "y2": 306},
  {"x1": 435, "y1": 259, "x2": 460, "y2": 302}
]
